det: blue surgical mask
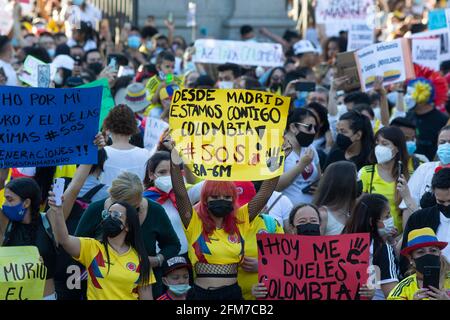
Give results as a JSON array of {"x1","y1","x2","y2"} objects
[
  {"x1": 72, "y1": 0, "x2": 84, "y2": 6},
  {"x1": 437, "y1": 142, "x2": 450, "y2": 165},
  {"x1": 2, "y1": 202, "x2": 26, "y2": 222},
  {"x1": 47, "y1": 48, "x2": 55, "y2": 58},
  {"x1": 146, "y1": 41, "x2": 153, "y2": 50},
  {"x1": 127, "y1": 36, "x2": 141, "y2": 49},
  {"x1": 406, "y1": 140, "x2": 417, "y2": 155},
  {"x1": 168, "y1": 284, "x2": 191, "y2": 296}
]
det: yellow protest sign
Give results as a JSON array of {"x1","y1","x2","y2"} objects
[
  {"x1": 0, "y1": 246, "x2": 47, "y2": 300},
  {"x1": 169, "y1": 89, "x2": 290, "y2": 181}
]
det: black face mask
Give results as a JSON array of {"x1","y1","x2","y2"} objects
[
  {"x1": 414, "y1": 254, "x2": 441, "y2": 274},
  {"x1": 102, "y1": 216, "x2": 124, "y2": 238},
  {"x1": 437, "y1": 203, "x2": 450, "y2": 218},
  {"x1": 296, "y1": 131, "x2": 315, "y2": 147},
  {"x1": 88, "y1": 62, "x2": 104, "y2": 75},
  {"x1": 336, "y1": 133, "x2": 353, "y2": 151},
  {"x1": 420, "y1": 192, "x2": 436, "y2": 209},
  {"x1": 296, "y1": 223, "x2": 321, "y2": 236},
  {"x1": 207, "y1": 199, "x2": 234, "y2": 218}
]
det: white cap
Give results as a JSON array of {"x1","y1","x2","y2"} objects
[
  {"x1": 51, "y1": 54, "x2": 75, "y2": 71},
  {"x1": 293, "y1": 40, "x2": 319, "y2": 55}
]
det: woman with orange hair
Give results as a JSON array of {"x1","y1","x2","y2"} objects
[{"x1": 170, "y1": 155, "x2": 279, "y2": 300}]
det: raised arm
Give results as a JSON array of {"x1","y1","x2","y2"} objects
[
  {"x1": 249, "y1": 176, "x2": 279, "y2": 222},
  {"x1": 276, "y1": 147, "x2": 314, "y2": 191},
  {"x1": 328, "y1": 75, "x2": 349, "y2": 117},
  {"x1": 373, "y1": 76, "x2": 390, "y2": 127},
  {"x1": 170, "y1": 151, "x2": 192, "y2": 228},
  {"x1": 259, "y1": 28, "x2": 290, "y2": 51}
]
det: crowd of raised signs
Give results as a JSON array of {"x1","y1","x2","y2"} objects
[{"x1": 0, "y1": 0, "x2": 450, "y2": 301}]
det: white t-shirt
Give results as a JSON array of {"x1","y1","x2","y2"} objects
[
  {"x1": 156, "y1": 181, "x2": 204, "y2": 255},
  {"x1": 437, "y1": 213, "x2": 450, "y2": 262},
  {"x1": 67, "y1": 4, "x2": 102, "y2": 28},
  {"x1": 265, "y1": 191, "x2": 293, "y2": 226},
  {"x1": 281, "y1": 147, "x2": 321, "y2": 206},
  {"x1": 100, "y1": 146, "x2": 152, "y2": 187},
  {"x1": 399, "y1": 161, "x2": 440, "y2": 209},
  {"x1": 0, "y1": 59, "x2": 18, "y2": 86},
  {"x1": 67, "y1": 38, "x2": 97, "y2": 51}
]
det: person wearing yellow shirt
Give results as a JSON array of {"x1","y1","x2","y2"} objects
[
  {"x1": 359, "y1": 126, "x2": 414, "y2": 235},
  {"x1": 49, "y1": 195, "x2": 155, "y2": 300},
  {"x1": 388, "y1": 227, "x2": 450, "y2": 300},
  {"x1": 144, "y1": 51, "x2": 183, "y2": 118},
  {"x1": 170, "y1": 152, "x2": 280, "y2": 300}
]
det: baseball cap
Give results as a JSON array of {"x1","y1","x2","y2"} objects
[
  {"x1": 162, "y1": 256, "x2": 191, "y2": 276},
  {"x1": 293, "y1": 40, "x2": 319, "y2": 56}
]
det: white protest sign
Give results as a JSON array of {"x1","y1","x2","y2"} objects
[
  {"x1": 144, "y1": 117, "x2": 169, "y2": 152},
  {"x1": 408, "y1": 29, "x2": 450, "y2": 62},
  {"x1": 0, "y1": 0, "x2": 13, "y2": 35},
  {"x1": 355, "y1": 38, "x2": 415, "y2": 92},
  {"x1": 316, "y1": 0, "x2": 374, "y2": 24},
  {"x1": 19, "y1": 55, "x2": 57, "y2": 87},
  {"x1": 412, "y1": 38, "x2": 441, "y2": 71},
  {"x1": 347, "y1": 20, "x2": 374, "y2": 51},
  {"x1": 193, "y1": 39, "x2": 284, "y2": 67},
  {"x1": 187, "y1": 1, "x2": 196, "y2": 27}
]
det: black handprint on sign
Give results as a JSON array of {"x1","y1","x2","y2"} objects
[
  {"x1": 346, "y1": 237, "x2": 369, "y2": 265},
  {"x1": 266, "y1": 147, "x2": 284, "y2": 172}
]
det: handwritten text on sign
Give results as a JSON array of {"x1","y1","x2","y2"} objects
[
  {"x1": 315, "y1": 0, "x2": 374, "y2": 24},
  {"x1": 193, "y1": 39, "x2": 284, "y2": 67},
  {"x1": 0, "y1": 246, "x2": 47, "y2": 300},
  {"x1": 0, "y1": 86, "x2": 102, "y2": 168},
  {"x1": 169, "y1": 89, "x2": 289, "y2": 181},
  {"x1": 257, "y1": 233, "x2": 370, "y2": 300}
]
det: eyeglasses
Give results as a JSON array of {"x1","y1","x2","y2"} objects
[
  {"x1": 294, "y1": 122, "x2": 315, "y2": 132},
  {"x1": 101, "y1": 210, "x2": 124, "y2": 220}
]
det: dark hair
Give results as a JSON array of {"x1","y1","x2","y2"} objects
[
  {"x1": 284, "y1": 69, "x2": 304, "y2": 86},
  {"x1": 55, "y1": 44, "x2": 71, "y2": 57},
  {"x1": 143, "y1": 151, "x2": 171, "y2": 188},
  {"x1": 102, "y1": 201, "x2": 150, "y2": 286},
  {"x1": 218, "y1": 63, "x2": 241, "y2": 78},
  {"x1": 440, "y1": 60, "x2": 450, "y2": 75},
  {"x1": 34, "y1": 166, "x2": 57, "y2": 203},
  {"x1": 0, "y1": 35, "x2": 10, "y2": 54},
  {"x1": 194, "y1": 75, "x2": 215, "y2": 88},
  {"x1": 343, "y1": 194, "x2": 389, "y2": 251},
  {"x1": 242, "y1": 76, "x2": 263, "y2": 91},
  {"x1": 240, "y1": 25, "x2": 254, "y2": 37},
  {"x1": 288, "y1": 203, "x2": 321, "y2": 227},
  {"x1": 297, "y1": 67, "x2": 314, "y2": 79},
  {"x1": 111, "y1": 75, "x2": 133, "y2": 98},
  {"x1": 307, "y1": 102, "x2": 330, "y2": 137},
  {"x1": 410, "y1": 23, "x2": 427, "y2": 34},
  {"x1": 439, "y1": 125, "x2": 450, "y2": 136},
  {"x1": 313, "y1": 161, "x2": 357, "y2": 212},
  {"x1": 90, "y1": 149, "x2": 108, "y2": 175},
  {"x1": 354, "y1": 103, "x2": 374, "y2": 119},
  {"x1": 323, "y1": 36, "x2": 340, "y2": 61},
  {"x1": 339, "y1": 110, "x2": 375, "y2": 168},
  {"x1": 141, "y1": 26, "x2": 159, "y2": 39},
  {"x1": 22, "y1": 46, "x2": 52, "y2": 64},
  {"x1": 156, "y1": 51, "x2": 175, "y2": 65},
  {"x1": 84, "y1": 48, "x2": 101, "y2": 62},
  {"x1": 265, "y1": 67, "x2": 286, "y2": 88},
  {"x1": 432, "y1": 168, "x2": 450, "y2": 190},
  {"x1": 103, "y1": 104, "x2": 139, "y2": 136},
  {"x1": 344, "y1": 92, "x2": 371, "y2": 106},
  {"x1": 390, "y1": 117, "x2": 416, "y2": 130},
  {"x1": 286, "y1": 108, "x2": 318, "y2": 131},
  {"x1": 54, "y1": 32, "x2": 67, "y2": 40},
  {"x1": 76, "y1": 21, "x2": 95, "y2": 41},
  {"x1": 5, "y1": 178, "x2": 42, "y2": 243},
  {"x1": 39, "y1": 32, "x2": 54, "y2": 39},
  {"x1": 130, "y1": 26, "x2": 141, "y2": 33},
  {"x1": 283, "y1": 30, "x2": 300, "y2": 43}
]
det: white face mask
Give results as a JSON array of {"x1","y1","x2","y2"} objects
[
  {"x1": 404, "y1": 87, "x2": 416, "y2": 110},
  {"x1": 54, "y1": 72, "x2": 64, "y2": 85},
  {"x1": 218, "y1": 81, "x2": 234, "y2": 89},
  {"x1": 155, "y1": 175, "x2": 172, "y2": 193},
  {"x1": 378, "y1": 216, "x2": 394, "y2": 237},
  {"x1": 375, "y1": 145, "x2": 394, "y2": 164}
]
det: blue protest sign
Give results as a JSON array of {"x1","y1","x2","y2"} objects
[
  {"x1": 0, "y1": 86, "x2": 102, "y2": 168},
  {"x1": 428, "y1": 9, "x2": 447, "y2": 30}
]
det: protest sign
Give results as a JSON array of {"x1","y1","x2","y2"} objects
[
  {"x1": 19, "y1": 56, "x2": 57, "y2": 88},
  {"x1": 355, "y1": 38, "x2": 415, "y2": 92},
  {"x1": 428, "y1": 9, "x2": 447, "y2": 30},
  {"x1": 412, "y1": 38, "x2": 441, "y2": 71},
  {"x1": 169, "y1": 89, "x2": 289, "y2": 181},
  {"x1": 0, "y1": 86, "x2": 102, "y2": 168},
  {"x1": 257, "y1": 233, "x2": 370, "y2": 300},
  {"x1": 336, "y1": 52, "x2": 361, "y2": 91},
  {"x1": 347, "y1": 20, "x2": 374, "y2": 51},
  {"x1": 0, "y1": 0, "x2": 13, "y2": 35},
  {"x1": 78, "y1": 78, "x2": 114, "y2": 127},
  {"x1": 193, "y1": 39, "x2": 284, "y2": 67},
  {"x1": 144, "y1": 117, "x2": 169, "y2": 152},
  {"x1": 0, "y1": 246, "x2": 47, "y2": 300},
  {"x1": 408, "y1": 29, "x2": 450, "y2": 62},
  {"x1": 315, "y1": 0, "x2": 374, "y2": 24}
]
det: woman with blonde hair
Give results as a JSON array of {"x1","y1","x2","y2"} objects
[{"x1": 75, "y1": 171, "x2": 180, "y2": 298}]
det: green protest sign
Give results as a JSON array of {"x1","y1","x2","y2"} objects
[{"x1": 78, "y1": 78, "x2": 114, "y2": 127}]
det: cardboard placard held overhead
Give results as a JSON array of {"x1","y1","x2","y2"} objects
[{"x1": 335, "y1": 52, "x2": 361, "y2": 91}]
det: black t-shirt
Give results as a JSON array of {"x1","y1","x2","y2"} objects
[
  {"x1": 406, "y1": 109, "x2": 449, "y2": 161},
  {"x1": 324, "y1": 146, "x2": 371, "y2": 171},
  {"x1": 372, "y1": 240, "x2": 399, "y2": 284}
]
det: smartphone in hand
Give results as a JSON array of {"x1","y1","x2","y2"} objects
[
  {"x1": 423, "y1": 265, "x2": 440, "y2": 290},
  {"x1": 53, "y1": 178, "x2": 65, "y2": 206}
]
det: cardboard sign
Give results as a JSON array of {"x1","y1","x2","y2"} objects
[
  {"x1": 355, "y1": 38, "x2": 415, "y2": 92},
  {"x1": 428, "y1": 9, "x2": 447, "y2": 30},
  {"x1": 315, "y1": 0, "x2": 374, "y2": 24},
  {"x1": 19, "y1": 56, "x2": 57, "y2": 87},
  {"x1": 193, "y1": 39, "x2": 284, "y2": 67},
  {"x1": 408, "y1": 29, "x2": 450, "y2": 63},
  {"x1": 144, "y1": 117, "x2": 169, "y2": 152},
  {"x1": 336, "y1": 52, "x2": 361, "y2": 91},
  {"x1": 169, "y1": 89, "x2": 289, "y2": 181},
  {"x1": 412, "y1": 38, "x2": 441, "y2": 71},
  {"x1": 0, "y1": 246, "x2": 47, "y2": 300},
  {"x1": 78, "y1": 78, "x2": 115, "y2": 127},
  {"x1": 257, "y1": 233, "x2": 370, "y2": 300},
  {"x1": 0, "y1": 86, "x2": 102, "y2": 168},
  {"x1": 347, "y1": 20, "x2": 374, "y2": 51}
]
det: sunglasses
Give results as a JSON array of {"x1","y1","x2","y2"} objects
[
  {"x1": 294, "y1": 122, "x2": 315, "y2": 132},
  {"x1": 101, "y1": 210, "x2": 124, "y2": 220}
]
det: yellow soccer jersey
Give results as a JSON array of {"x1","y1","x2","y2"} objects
[
  {"x1": 387, "y1": 273, "x2": 450, "y2": 300},
  {"x1": 359, "y1": 164, "x2": 414, "y2": 234},
  {"x1": 238, "y1": 214, "x2": 284, "y2": 300},
  {"x1": 54, "y1": 165, "x2": 77, "y2": 179},
  {"x1": 185, "y1": 205, "x2": 250, "y2": 268},
  {"x1": 74, "y1": 237, "x2": 156, "y2": 300},
  {"x1": 144, "y1": 75, "x2": 184, "y2": 116}
]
